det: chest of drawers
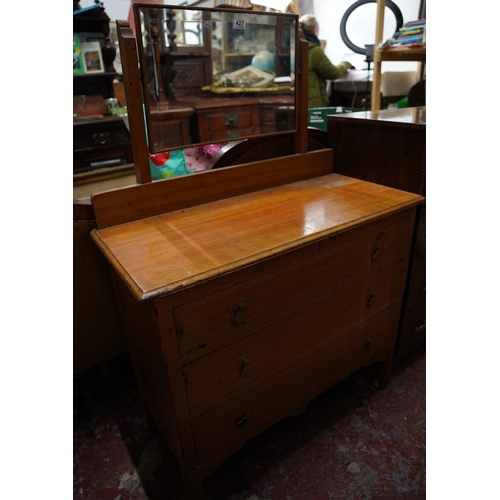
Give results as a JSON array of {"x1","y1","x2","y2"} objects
[
  {"x1": 91, "y1": 152, "x2": 423, "y2": 499},
  {"x1": 327, "y1": 107, "x2": 426, "y2": 361}
]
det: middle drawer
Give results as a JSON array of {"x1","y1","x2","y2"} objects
[{"x1": 204, "y1": 109, "x2": 254, "y2": 132}]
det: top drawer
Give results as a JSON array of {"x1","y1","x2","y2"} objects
[
  {"x1": 204, "y1": 109, "x2": 254, "y2": 132},
  {"x1": 174, "y1": 217, "x2": 411, "y2": 358}
]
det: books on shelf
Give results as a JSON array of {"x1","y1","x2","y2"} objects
[{"x1": 379, "y1": 19, "x2": 426, "y2": 49}]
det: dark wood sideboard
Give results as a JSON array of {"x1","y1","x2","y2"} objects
[
  {"x1": 73, "y1": 4, "x2": 133, "y2": 174},
  {"x1": 326, "y1": 106, "x2": 426, "y2": 362}
]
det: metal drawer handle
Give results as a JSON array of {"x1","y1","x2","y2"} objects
[
  {"x1": 371, "y1": 241, "x2": 385, "y2": 262},
  {"x1": 367, "y1": 289, "x2": 378, "y2": 307},
  {"x1": 237, "y1": 408, "x2": 252, "y2": 428},
  {"x1": 364, "y1": 337, "x2": 373, "y2": 349},
  {"x1": 239, "y1": 358, "x2": 250, "y2": 376},
  {"x1": 92, "y1": 132, "x2": 110, "y2": 145},
  {"x1": 231, "y1": 299, "x2": 249, "y2": 326},
  {"x1": 225, "y1": 115, "x2": 239, "y2": 128},
  {"x1": 414, "y1": 320, "x2": 426, "y2": 332}
]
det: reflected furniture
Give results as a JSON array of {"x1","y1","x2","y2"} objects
[
  {"x1": 73, "y1": 115, "x2": 133, "y2": 173},
  {"x1": 73, "y1": 3, "x2": 133, "y2": 173},
  {"x1": 326, "y1": 106, "x2": 426, "y2": 361},
  {"x1": 135, "y1": 6, "x2": 297, "y2": 153},
  {"x1": 89, "y1": 6, "x2": 424, "y2": 499}
]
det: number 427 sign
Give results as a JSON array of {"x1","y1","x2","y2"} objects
[{"x1": 233, "y1": 19, "x2": 246, "y2": 29}]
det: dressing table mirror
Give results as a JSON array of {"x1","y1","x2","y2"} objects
[
  {"x1": 87, "y1": 4, "x2": 424, "y2": 499},
  {"x1": 134, "y1": 4, "x2": 298, "y2": 155},
  {"x1": 116, "y1": 3, "x2": 309, "y2": 184}
]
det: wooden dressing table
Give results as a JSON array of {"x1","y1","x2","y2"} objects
[{"x1": 89, "y1": 6, "x2": 424, "y2": 498}]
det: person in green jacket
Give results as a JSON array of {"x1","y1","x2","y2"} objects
[{"x1": 299, "y1": 14, "x2": 353, "y2": 108}]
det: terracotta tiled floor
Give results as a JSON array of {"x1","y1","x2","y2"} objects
[{"x1": 73, "y1": 348, "x2": 425, "y2": 500}]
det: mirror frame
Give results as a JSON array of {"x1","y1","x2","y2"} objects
[{"x1": 133, "y1": 3, "x2": 299, "y2": 155}]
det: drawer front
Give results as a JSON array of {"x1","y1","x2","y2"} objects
[
  {"x1": 174, "y1": 217, "x2": 411, "y2": 357},
  {"x1": 209, "y1": 127, "x2": 255, "y2": 141},
  {"x1": 191, "y1": 306, "x2": 400, "y2": 464},
  {"x1": 206, "y1": 110, "x2": 254, "y2": 132},
  {"x1": 183, "y1": 263, "x2": 404, "y2": 413},
  {"x1": 73, "y1": 125, "x2": 130, "y2": 152}
]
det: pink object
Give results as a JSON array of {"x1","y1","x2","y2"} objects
[{"x1": 184, "y1": 143, "x2": 223, "y2": 172}]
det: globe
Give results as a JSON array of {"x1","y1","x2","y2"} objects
[{"x1": 251, "y1": 50, "x2": 275, "y2": 73}]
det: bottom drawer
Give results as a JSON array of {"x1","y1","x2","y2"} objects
[{"x1": 191, "y1": 305, "x2": 400, "y2": 464}]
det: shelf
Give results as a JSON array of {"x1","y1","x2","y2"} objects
[
  {"x1": 371, "y1": 0, "x2": 426, "y2": 110},
  {"x1": 374, "y1": 46, "x2": 426, "y2": 63}
]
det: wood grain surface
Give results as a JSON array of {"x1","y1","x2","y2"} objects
[{"x1": 92, "y1": 173, "x2": 423, "y2": 301}]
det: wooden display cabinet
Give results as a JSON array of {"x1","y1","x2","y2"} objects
[{"x1": 73, "y1": 2, "x2": 132, "y2": 173}]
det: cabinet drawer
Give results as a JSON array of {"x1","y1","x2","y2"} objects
[
  {"x1": 73, "y1": 124, "x2": 130, "y2": 151},
  {"x1": 174, "y1": 217, "x2": 411, "y2": 357},
  {"x1": 209, "y1": 126, "x2": 255, "y2": 141},
  {"x1": 205, "y1": 109, "x2": 254, "y2": 132},
  {"x1": 191, "y1": 305, "x2": 400, "y2": 464},
  {"x1": 183, "y1": 262, "x2": 404, "y2": 413}
]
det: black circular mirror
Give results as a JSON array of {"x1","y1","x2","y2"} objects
[{"x1": 340, "y1": 0, "x2": 404, "y2": 55}]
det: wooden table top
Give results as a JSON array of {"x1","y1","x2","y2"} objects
[
  {"x1": 329, "y1": 106, "x2": 425, "y2": 129},
  {"x1": 92, "y1": 173, "x2": 423, "y2": 301},
  {"x1": 175, "y1": 90, "x2": 294, "y2": 111}
]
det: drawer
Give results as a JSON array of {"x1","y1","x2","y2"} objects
[
  {"x1": 174, "y1": 217, "x2": 411, "y2": 357},
  {"x1": 191, "y1": 305, "x2": 400, "y2": 464},
  {"x1": 205, "y1": 109, "x2": 254, "y2": 132},
  {"x1": 209, "y1": 127, "x2": 255, "y2": 141},
  {"x1": 183, "y1": 262, "x2": 404, "y2": 413},
  {"x1": 73, "y1": 124, "x2": 130, "y2": 152}
]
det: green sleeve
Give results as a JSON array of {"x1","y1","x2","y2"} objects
[{"x1": 311, "y1": 47, "x2": 352, "y2": 81}]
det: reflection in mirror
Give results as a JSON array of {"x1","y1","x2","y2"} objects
[{"x1": 134, "y1": 4, "x2": 297, "y2": 154}]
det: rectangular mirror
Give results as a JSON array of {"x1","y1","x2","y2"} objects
[{"x1": 134, "y1": 4, "x2": 298, "y2": 154}]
